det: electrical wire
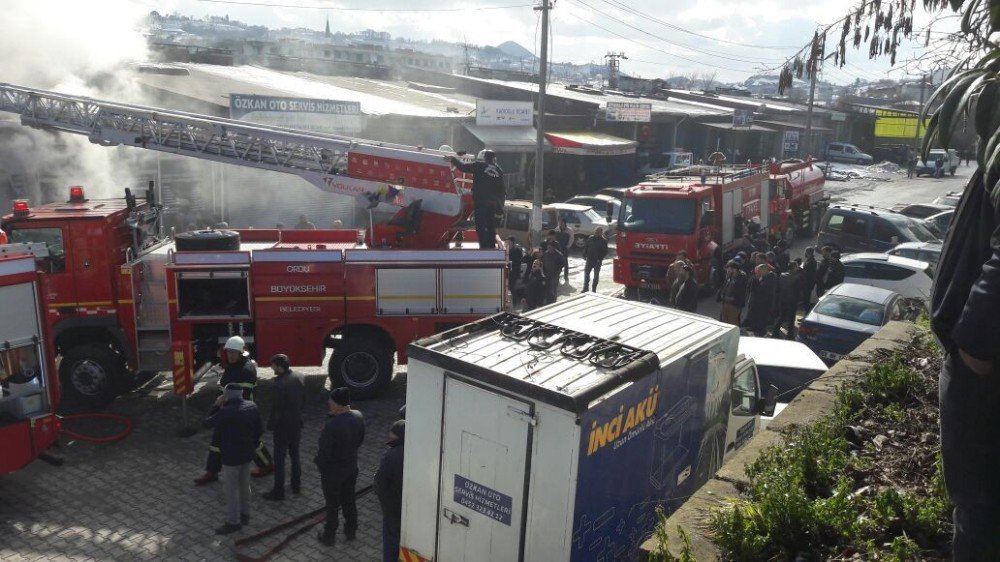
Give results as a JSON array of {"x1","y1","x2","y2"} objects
[
  {"x1": 596, "y1": 0, "x2": 800, "y2": 51},
  {"x1": 561, "y1": 8, "x2": 746, "y2": 73},
  {"x1": 196, "y1": 0, "x2": 533, "y2": 11},
  {"x1": 568, "y1": 0, "x2": 786, "y2": 66}
]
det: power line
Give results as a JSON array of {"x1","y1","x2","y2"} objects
[
  {"x1": 561, "y1": 8, "x2": 745, "y2": 72},
  {"x1": 195, "y1": 0, "x2": 533, "y2": 11},
  {"x1": 568, "y1": 0, "x2": 784, "y2": 66},
  {"x1": 597, "y1": 0, "x2": 799, "y2": 51}
]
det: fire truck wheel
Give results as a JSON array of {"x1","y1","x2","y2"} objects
[
  {"x1": 174, "y1": 229, "x2": 241, "y2": 252},
  {"x1": 59, "y1": 345, "x2": 123, "y2": 409},
  {"x1": 328, "y1": 338, "x2": 392, "y2": 399}
]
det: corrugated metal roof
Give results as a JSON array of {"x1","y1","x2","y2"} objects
[
  {"x1": 458, "y1": 76, "x2": 729, "y2": 118},
  {"x1": 134, "y1": 63, "x2": 477, "y2": 118},
  {"x1": 414, "y1": 293, "x2": 736, "y2": 411}
]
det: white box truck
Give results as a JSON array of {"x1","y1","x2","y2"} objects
[{"x1": 399, "y1": 293, "x2": 775, "y2": 562}]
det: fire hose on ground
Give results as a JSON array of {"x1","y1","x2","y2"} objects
[
  {"x1": 60, "y1": 412, "x2": 134, "y2": 443},
  {"x1": 234, "y1": 484, "x2": 374, "y2": 562}
]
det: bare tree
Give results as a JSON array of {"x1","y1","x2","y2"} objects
[{"x1": 699, "y1": 71, "x2": 718, "y2": 91}]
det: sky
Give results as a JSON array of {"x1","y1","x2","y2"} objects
[{"x1": 137, "y1": 0, "x2": 955, "y2": 85}]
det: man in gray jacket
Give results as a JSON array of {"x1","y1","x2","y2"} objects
[{"x1": 263, "y1": 354, "x2": 305, "y2": 501}]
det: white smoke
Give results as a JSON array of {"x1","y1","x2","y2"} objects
[{"x1": 0, "y1": 0, "x2": 152, "y2": 204}]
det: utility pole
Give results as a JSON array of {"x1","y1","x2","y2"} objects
[
  {"x1": 914, "y1": 73, "x2": 927, "y2": 145},
  {"x1": 802, "y1": 64, "x2": 818, "y2": 159},
  {"x1": 605, "y1": 52, "x2": 627, "y2": 90},
  {"x1": 530, "y1": 0, "x2": 552, "y2": 247}
]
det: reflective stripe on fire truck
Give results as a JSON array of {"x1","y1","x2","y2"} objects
[
  {"x1": 399, "y1": 548, "x2": 432, "y2": 562},
  {"x1": 254, "y1": 296, "x2": 342, "y2": 302}
]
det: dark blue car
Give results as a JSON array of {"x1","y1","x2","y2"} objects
[{"x1": 796, "y1": 283, "x2": 903, "y2": 364}]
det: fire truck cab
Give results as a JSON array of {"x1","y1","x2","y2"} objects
[
  {"x1": 0, "y1": 253, "x2": 60, "y2": 474},
  {"x1": 1, "y1": 188, "x2": 160, "y2": 408}
]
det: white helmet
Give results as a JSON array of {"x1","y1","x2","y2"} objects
[{"x1": 224, "y1": 336, "x2": 246, "y2": 353}]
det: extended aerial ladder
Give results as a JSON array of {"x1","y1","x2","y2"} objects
[{"x1": 0, "y1": 83, "x2": 473, "y2": 248}]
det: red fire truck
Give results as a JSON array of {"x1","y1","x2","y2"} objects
[
  {"x1": 0, "y1": 84, "x2": 507, "y2": 406},
  {"x1": 613, "y1": 160, "x2": 826, "y2": 296},
  {"x1": 0, "y1": 252, "x2": 61, "y2": 474}
]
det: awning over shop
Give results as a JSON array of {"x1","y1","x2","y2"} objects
[
  {"x1": 464, "y1": 124, "x2": 542, "y2": 152},
  {"x1": 544, "y1": 131, "x2": 637, "y2": 156},
  {"x1": 699, "y1": 122, "x2": 777, "y2": 133},
  {"x1": 757, "y1": 120, "x2": 832, "y2": 132}
]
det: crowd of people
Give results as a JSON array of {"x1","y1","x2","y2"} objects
[
  {"x1": 195, "y1": 337, "x2": 405, "y2": 561},
  {"x1": 714, "y1": 234, "x2": 845, "y2": 338}
]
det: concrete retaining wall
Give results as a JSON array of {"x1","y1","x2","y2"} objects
[{"x1": 638, "y1": 321, "x2": 922, "y2": 560}]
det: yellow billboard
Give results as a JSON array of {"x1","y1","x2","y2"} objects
[{"x1": 874, "y1": 109, "x2": 927, "y2": 139}]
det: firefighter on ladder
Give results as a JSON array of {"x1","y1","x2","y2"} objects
[
  {"x1": 195, "y1": 336, "x2": 274, "y2": 486},
  {"x1": 446, "y1": 149, "x2": 505, "y2": 249}
]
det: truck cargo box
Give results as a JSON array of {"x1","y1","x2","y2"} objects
[{"x1": 401, "y1": 293, "x2": 763, "y2": 561}]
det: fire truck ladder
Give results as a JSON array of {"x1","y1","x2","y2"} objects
[{"x1": 0, "y1": 83, "x2": 467, "y2": 216}]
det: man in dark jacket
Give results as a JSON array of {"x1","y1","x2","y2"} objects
[
  {"x1": 315, "y1": 387, "x2": 366, "y2": 546},
  {"x1": 507, "y1": 236, "x2": 524, "y2": 295},
  {"x1": 815, "y1": 246, "x2": 832, "y2": 297},
  {"x1": 823, "y1": 251, "x2": 845, "y2": 290},
  {"x1": 717, "y1": 260, "x2": 748, "y2": 326},
  {"x1": 669, "y1": 264, "x2": 700, "y2": 313},
  {"x1": 664, "y1": 251, "x2": 691, "y2": 301},
  {"x1": 582, "y1": 227, "x2": 609, "y2": 293},
  {"x1": 524, "y1": 259, "x2": 547, "y2": 310},
  {"x1": 263, "y1": 354, "x2": 305, "y2": 501},
  {"x1": 204, "y1": 384, "x2": 264, "y2": 535},
  {"x1": 801, "y1": 246, "x2": 818, "y2": 307},
  {"x1": 195, "y1": 336, "x2": 273, "y2": 486},
  {"x1": 774, "y1": 239, "x2": 790, "y2": 273},
  {"x1": 542, "y1": 240, "x2": 564, "y2": 304},
  {"x1": 447, "y1": 150, "x2": 504, "y2": 249},
  {"x1": 745, "y1": 264, "x2": 777, "y2": 337},
  {"x1": 772, "y1": 260, "x2": 803, "y2": 339},
  {"x1": 930, "y1": 171, "x2": 1000, "y2": 560},
  {"x1": 375, "y1": 420, "x2": 405, "y2": 562},
  {"x1": 556, "y1": 220, "x2": 573, "y2": 284}
]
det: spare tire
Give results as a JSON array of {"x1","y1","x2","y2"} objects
[{"x1": 175, "y1": 229, "x2": 240, "y2": 251}]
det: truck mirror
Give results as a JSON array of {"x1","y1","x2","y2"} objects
[
  {"x1": 605, "y1": 202, "x2": 614, "y2": 223},
  {"x1": 760, "y1": 384, "x2": 778, "y2": 417}
]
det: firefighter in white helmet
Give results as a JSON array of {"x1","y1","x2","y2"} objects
[{"x1": 194, "y1": 336, "x2": 275, "y2": 486}]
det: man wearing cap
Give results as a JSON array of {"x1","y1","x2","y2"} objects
[
  {"x1": 717, "y1": 260, "x2": 748, "y2": 326},
  {"x1": 194, "y1": 336, "x2": 274, "y2": 486},
  {"x1": 203, "y1": 383, "x2": 263, "y2": 535},
  {"x1": 315, "y1": 387, "x2": 366, "y2": 546},
  {"x1": 263, "y1": 354, "x2": 305, "y2": 501},
  {"x1": 375, "y1": 420, "x2": 405, "y2": 562},
  {"x1": 446, "y1": 149, "x2": 505, "y2": 249}
]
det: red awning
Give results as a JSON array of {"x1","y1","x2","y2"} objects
[{"x1": 544, "y1": 131, "x2": 637, "y2": 156}]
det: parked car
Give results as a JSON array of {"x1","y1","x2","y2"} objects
[
  {"x1": 887, "y1": 241, "x2": 942, "y2": 267},
  {"x1": 565, "y1": 194, "x2": 621, "y2": 223},
  {"x1": 932, "y1": 191, "x2": 962, "y2": 207},
  {"x1": 841, "y1": 253, "x2": 934, "y2": 301},
  {"x1": 915, "y1": 149, "x2": 960, "y2": 176},
  {"x1": 891, "y1": 202, "x2": 952, "y2": 219},
  {"x1": 824, "y1": 142, "x2": 874, "y2": 165},
  {"x1": 497, "y1": 200, "x2": 610, "y2": 249},
  {"x1": 738, "y1": 337, "x2": 828, "y2": 402},
  {"x1": 923, "y1": 209, "x2": 954, "y2": 238},
  {"x1": 816, "y1": 204, "x2": 940, "y2": 254},
  {"x1": 596, "y1": 187, "x2": 628, "y2": 202},
  {"x1": 797, "y1": 283, "x2": 905, "y2": 364}
]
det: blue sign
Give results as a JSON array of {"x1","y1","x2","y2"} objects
[{"x1": 453, "y1": 475, "x2": 513, "y2": 526}]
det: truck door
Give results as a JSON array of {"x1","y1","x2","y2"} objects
[
  {"x1": 437, "y1": 378, "x2": 533, "y2": 562},
  {"x1": 724, "y1": 359, "x2": 760, "y2": 462}
]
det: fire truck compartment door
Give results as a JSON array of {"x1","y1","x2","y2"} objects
[
  {"x1": 377, "y1": 268, "x2": 436, "y2": 315},
  {"x1": 0, "y1": 282, "x2": 41, "y2": 345},
  {"x1": 722, "y1": 190, "x2": 735, "y2": 244},
  {"x1": 758, "y1": 180, "x2": 770, "y2": 229},
  {"x1": 441, "y1": 268, "x2": 504, "y2": 315},
  {"x1": 437, "y1": 377, "x2": 531, "y2": 562}
]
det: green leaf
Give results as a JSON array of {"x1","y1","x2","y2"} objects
[
  {"x1": 937, "y1": 72, "x2": 986, "y2": 147},
  {"x1": 961, "y1": 0, "x2": 983, "y2": 33},
  {"x1": 974, "y1": 80, "x2": 1000, "y2": 140},
  {"x1": 921, "y1": 111, "x2": 941, "y2": 159}
]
